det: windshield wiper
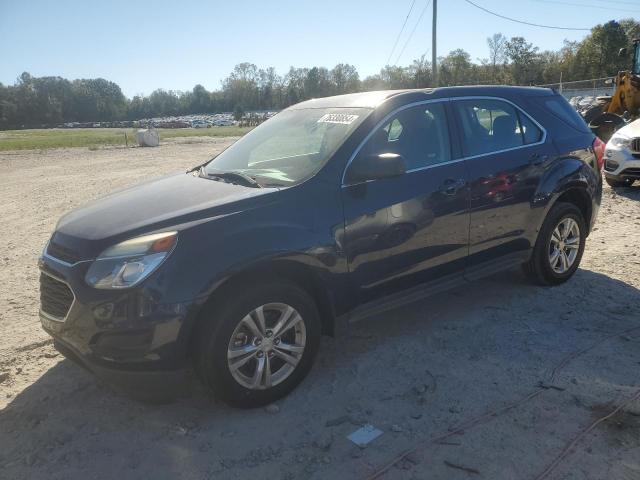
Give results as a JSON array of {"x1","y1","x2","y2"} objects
[
  {"x1": 200, "y1": 168, "x2": 262, "y2": 188},
  {"x1": 188, "y1": 151, "x2": 225, "y2": 174}
]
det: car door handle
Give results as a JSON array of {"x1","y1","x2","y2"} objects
[
  {"x1": 439, "y1": 178, "x2": 466, "y2": 195},
  {"x1": 530, "y1": 153, "x2": 548, "y2": 165}
]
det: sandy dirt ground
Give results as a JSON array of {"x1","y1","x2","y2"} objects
[{"x1": 1, "y1": 138, "x2": 639, "y2": 480}]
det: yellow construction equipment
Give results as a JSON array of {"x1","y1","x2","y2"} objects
[{"x1": 583, "y1": 39, "x2": 640, "y2": 141}]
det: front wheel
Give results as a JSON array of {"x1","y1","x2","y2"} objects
[
  {"x1": 194, "y1": 280, "x2": 321, "y2": 408},
  {"x1": 523, "y1": 202, "x2": 586, "y2": 286}
]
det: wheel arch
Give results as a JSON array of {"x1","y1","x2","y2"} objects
[
  {"x1": 553, "y1": 187, "x2": 593, "y2": 233},
  {"x1": 533, "y1": 155, "x2": 597, "y2": 238},
  {"x1": 185, "y1": 257, "x2": 339, "y2": 358}
]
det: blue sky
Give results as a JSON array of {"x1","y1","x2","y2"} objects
[{"x1": 0, "y1": 0, "x2": 637, "y2": 97}]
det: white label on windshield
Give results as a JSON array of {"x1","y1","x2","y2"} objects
[{"x1": 317, "y1": 113, "x2": 359, "y2": 125}]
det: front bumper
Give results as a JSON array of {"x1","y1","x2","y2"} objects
[
  {"x1": 52, "y1": 337, "x2": 190, "y2": 401},
  {"x1": 604, "y1": 144, "x2": 640, "y2": 180},
  {"x1": 39, "y1": 253, "x2": 197, "y2": 400}
]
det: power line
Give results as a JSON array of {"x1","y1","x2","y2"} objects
[
  {"x1": 589, "y1": 0, "x2": 640, "y2": 6},
  {"x1": 386, "y1": 0, "x2": 417, "y2": 66},
  {"x1": 395, "y1": 0, "x2": 433, "y2": 65},
  {"x1": 531, "y1": 0, "x2": 639, "y2": 13},
  {"x1": 461, "y1": 0, "x2": 591, "y2": 31}
]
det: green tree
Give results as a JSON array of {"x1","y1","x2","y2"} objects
[
  {"x1": 574, "y1": 20, "x2": 629, "y2": 78},
  {"x1": 233, "y1": 104, "x2": 244, "y2": 121},
  {"x1": 223, "y1": 63, "x2": 260, "y2": 112},
  {"x1": 505, "y1": 37, "x2": 540, "y2": 84},
  {"x1": 440, "y1": 49, "x2": 475, "y2": 86},
  {"x1": 330, "y1": 64, "x2": 360, "y2": 94},
  {"x1": 305, "y1": 67, "x2": 331, "y2": 99},
  {"x1": 408, "y1": 55, "x2": 432, "y2": 88},
  {"x1": 487, "y1": 33, "x2": 508, "y2": 83},
  {"x1": 190, "y1": 84, "x2": 211, "y2": 113}
]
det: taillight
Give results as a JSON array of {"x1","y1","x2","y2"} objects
[{"x1": 593, "y1": 137, "x2": 605, "y2": 171}]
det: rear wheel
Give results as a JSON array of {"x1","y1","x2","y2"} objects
[
  {"x1": 605, "y1": 177, "x2": 635, "y2": 188},
  {"x1": 523, "y1": 202, "x2": 586, "y2": 286},
  {"x1": 194, "y1": 280, "x2": 321, "y2": 408}
]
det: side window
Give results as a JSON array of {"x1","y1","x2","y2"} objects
[
  {"x1": 517, "y1": 111, "x2": 543, "y2": 144},
  {"x1": 454, "y1": 99, "x2": 530, "y2": 156},
  {"x1": 387, "y1": 119, "x2": 403, "y2": 141},
  {"x1": 359, "y1": 102, "x2": 451, "y2": 171}
]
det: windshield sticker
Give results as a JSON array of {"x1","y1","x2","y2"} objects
[{"x1": 317, "y1": 113, "x2": 359, "y2": 125}]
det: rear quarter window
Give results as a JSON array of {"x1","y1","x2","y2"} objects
[
  {"x1": 540, "y1": 96, "x2": 590, "y2": 133},
  {"x1": 518, "y1": 111, "x2": 543, "y2": 144}
]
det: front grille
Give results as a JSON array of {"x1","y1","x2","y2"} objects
[
  {"x1": 631, "y1": 138, "x2": 640, "y2": 153},
  {"x1": 40, "y1": 273, "x2": 74, "y2": 320},
  {"x1": 620, "y1": 168, "x2": 640, "y2": 178},
  {"x1": 46, "y1": 241, "x2": 80, "y2": 264}
]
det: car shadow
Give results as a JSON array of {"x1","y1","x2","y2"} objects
[
  {"x1": 609, "y1": 182, "x2": 640, "y2": 200},
  {"x1": 1, "y1": 268, "x2": 639, "y2": 479}
]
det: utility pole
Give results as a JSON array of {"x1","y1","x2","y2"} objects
[
  {"x1": 432, "y1": 0, "x2": 438, "y2": 86},
  {"x1": 559, "y1": 71, "x2": 563, "y2": 94}
]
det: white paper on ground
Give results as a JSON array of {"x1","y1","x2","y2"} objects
[{"x1": 347, "y1": 424, "x2": 383, "y2": 447}]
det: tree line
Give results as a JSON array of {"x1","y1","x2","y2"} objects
[{"x1": 0, "y1": 19, "x2": 638, "y2": 130}]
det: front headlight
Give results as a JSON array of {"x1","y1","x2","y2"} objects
[
  {"x1": 85, "y1": 231, "x2": 177, "y2": 289},
  {"x1": 609, "y1": 134, "x2": 631, "y2": 148}
]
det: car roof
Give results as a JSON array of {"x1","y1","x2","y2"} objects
[
  {"x1": 288, "y1": 90, "x2": 410, "y2": 109},
  {"x1": 288, "y1": 85, "x2": 555, "y2": 110}
]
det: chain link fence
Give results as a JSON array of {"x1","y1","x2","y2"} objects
[{"x1": 535, "y1": 77, "x2": 615, "y2": 112}]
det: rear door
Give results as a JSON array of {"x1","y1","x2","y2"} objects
[
  {"x1": 341, "y1": 100, "x2": 469, "y2": 305},
  {"x1": 451, "y1": 97, "x2": 550, "y2": 272}
]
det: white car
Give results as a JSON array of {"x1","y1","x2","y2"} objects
[
  {"x1": 604, "y1": 119, "x2": 640, "y2": 187},
  {"x1": 191, "y1": 120, "x2": 210, "y2": 128},
  {"x1": 213, "y1": 119, "x2": 235, "y2": 126}
]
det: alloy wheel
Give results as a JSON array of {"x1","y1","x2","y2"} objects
[
  {"x1": 548, "y1": 217, "x2": 580, "y2": 274},
  {"x1": 226, "y1": 303, "x2": 306, "y2": 390}
]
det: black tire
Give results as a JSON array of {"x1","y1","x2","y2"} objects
[
  {"x1": 605, "y1": 176, "x2": 635, "y2": 188},
  {"x1": 523, "y1": 202, "x2": 586, "y2": 286},
  {"x1": 193, "y1": 279, "x2": 321, "y2": 408},
  {"x1": 587, "y1": 112, "x2": 625, "y2": 143},
  {"x1": 582, "y1": 105, "x2": 603, "y2": 125}
]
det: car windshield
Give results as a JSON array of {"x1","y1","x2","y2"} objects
[{"x1": 204, "y1": 107, "x2": 370, "y2": 186}]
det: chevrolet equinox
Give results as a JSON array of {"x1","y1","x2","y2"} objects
[{"x1": 39, "y1": 87, "x2": 603, "y2": 407}]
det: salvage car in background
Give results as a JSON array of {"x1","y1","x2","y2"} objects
[{"x1": 603, "y1": 118, "x2": 640, "y2": 187}]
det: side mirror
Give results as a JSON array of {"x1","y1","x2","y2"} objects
[
  {"x1": 619, "y1": 47, "x2": 628, "y2": 57},
  {"x1": 345, "y1": 153, "x2": 406, "y2": 184}
]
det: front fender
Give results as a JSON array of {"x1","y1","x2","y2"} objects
[{"x1": 165, "y1": 215, "x2": 348, "y2": 356}]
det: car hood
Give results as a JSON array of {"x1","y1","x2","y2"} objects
[
  {"x1": 616, "y1": 118, "x2": 640, "y2": 138},
  {"x1": 52, "y1": 172, "x2": 278, "y2": 256}
]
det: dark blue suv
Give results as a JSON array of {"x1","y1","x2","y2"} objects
[{"x1": 39, "y1": 86, "x2": 603, "y2": 407}]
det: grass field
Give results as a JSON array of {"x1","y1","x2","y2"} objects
[{"x1": 0, "y1": 126, "x2": 253, "y2": 151}]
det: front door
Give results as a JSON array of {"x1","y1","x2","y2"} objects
[{"x1": 341, "y1": 101, "x2": 470, "y2": 305}]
